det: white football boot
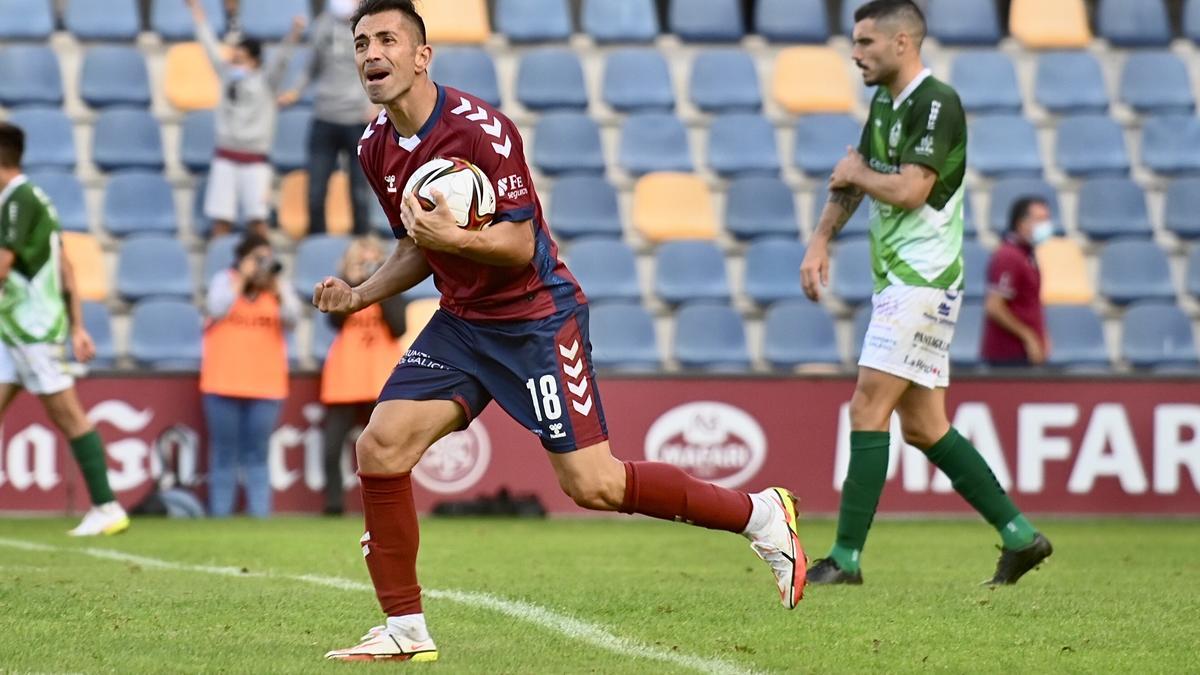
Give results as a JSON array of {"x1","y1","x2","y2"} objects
[
  {"x1": 67, "y1": 502, "x2": 130, "y2": 537},
  {"x1": 325, "y1": 621, "x2": 438, "y2": 662},
  {"x1": 745, "y1": 487, "x2": 807, "y2": 609}
]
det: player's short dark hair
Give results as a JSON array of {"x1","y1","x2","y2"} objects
[
  {"x1": 235, "y1": 37, "x2": 262, "y2": 65},
  {"x1": 854, "y1": 0, "x2": 926, "y2": 43},
  {"x1": 234, "y1": 232, "x2": 271, "y2": 262},
  {"x1": 352, "y1": 0, "x2": 427, "y2": 45},
  {"x1": 1008, "y1": 196, "x2": 1048, "y2": 231},
  {"x1": 0, "y1": 122, "x2": 24, "y2": 169}
]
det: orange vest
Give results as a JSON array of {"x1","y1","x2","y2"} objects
[
  {"x1": 200, "y1": 282, "x2": 288, "y2": 399},
  {"x1": 320, "y1": 303, "x2": 403, "y2": 404}
]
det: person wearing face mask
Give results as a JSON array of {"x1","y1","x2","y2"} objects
[{"x1": 981, "y1": 197, "x2": 1053, "y2": 367}]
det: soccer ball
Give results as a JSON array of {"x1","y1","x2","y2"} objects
[{"x1": 403, "y1": 157, "x2": 496, "y2": 231}]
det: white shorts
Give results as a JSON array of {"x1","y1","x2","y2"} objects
[
  {"x1": 204, "y1": 157, "x2": 273, "y2": 223},
  {"x1": 857, "y1": 285, "x2": 963, "y2": 389},
  {"x1": 0, "y1": 341, "x2": 74, "y2": 395}
]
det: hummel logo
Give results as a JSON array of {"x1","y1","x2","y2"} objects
[
  {"x1": 385, "y1": 175, "x2": 397, "y2": 193},
  {"x1": 549, "y1": 422, "x2": 566, "y2": 439}
]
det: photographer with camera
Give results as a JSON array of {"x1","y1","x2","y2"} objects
[{"x1": 199, "y1": 233, "x2": 301, "y2": 518}]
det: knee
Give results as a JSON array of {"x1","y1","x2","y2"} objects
[
  {"x1": 900, "y1": 425, "x2": 941, "y2": 450},
  {"x1": 560, "y1": 465, "x2": 625, "y2": 512},
  {"x1": 355, "y1": 425, "x2": 423, "y2": 474}
]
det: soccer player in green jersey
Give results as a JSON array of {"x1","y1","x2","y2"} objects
[
  {"x1": 800, "y1": 0, "x2": 1050, "y2": 585},
  {"x1": 0, "y1": 122, "x2": 129, "y2": 536}
]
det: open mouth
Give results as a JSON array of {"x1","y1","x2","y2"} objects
[{"x1": 366, "y1": 71, "x2": 389, "y2": 82}]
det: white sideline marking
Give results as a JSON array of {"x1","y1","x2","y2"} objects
[{"x1": 0, "y1": 537, "x2": 754, "y2": 675}]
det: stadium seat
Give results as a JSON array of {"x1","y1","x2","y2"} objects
[
  {"x1": 431, "y1": 48, "x2": 500, "y2": 108},
  {"x1": 27, "y1": 171, "x2": 88, "y2": 233},
  {"x1": 1035, "y1": 238, "x2": 1095, "y2": 304},
  {"x1": 690, "y1": 50, "x2": 762, "y2": 113},
  {"x1": 669, "y1": 0, "x2": 743, "y2": 42},
  {"x1": 963, "y1": 240, "x2": 990, "y2": 301},
  {"x1": 180, "y1": 110, "x2": 215, "y2": 173},
  {"x1": 421, "y1": 0, "x2": 491, "y2": 44},
  {"x1": 1055, "y1": 115, "x2": 1129, "y2": 177},
  {"x1": 567, "y1": 238, "x2": 641, "y2": 303},
  {"x1": 773, "y1": 47, "x2": 855, "y2": 114},
  {"x1": 1077, "y1": 178, "x2": 1151, "y2": 240},
  {"x1": 673, "y1": 302, "x2": 751, "y2": 372},
  {"x1": 310, "y1": 313, "x2": 337, "y2": 365},
  {"x1": 951, "y1": 302, "x2": 984, "y2": 367},
  {"x1": 152, "y1": 0, "x2": 226, "y2": 41},
  {"x1": 292, "y1": 236, "x2": 351, "y2": 298},
  {"x1": 270, "y1": 108, "x2": 312, "y2": 172},
  {"x1": 406, "y1": 275, "x2": 439, "y2": 300},
  {"x1": 1122, "y1": 302, "x2": 1198, "y2": 368},
  {"x1": 202, "y1": 235, "x2": 238, "y2": 288},
  {"x1": 831, "y1": 238, "x2": 874, "y2": 305},
  {"x1": 707, "y1": 113, "x2": 780, "y2": 176},
  {"x1": 0, "y1": 0, "x2": 54, "y2": 40},
  {"x1": 851, "y1": 303, "x2": 872, "y2": 361},
  {"x1": 840, "y1": 0, "x2": 870, "y2": 34},
  {"x1": 79, "y1": 302, "x2": 116, "y2": 368},
  {"x1": 1099, "y1": 239, "x2": 1175, "y2": 304},
  {"x1": 516, "y1": 49, "x2": 587, "y2": 111},
  {"x1": 589, "y1": 303, "x2": 661, "y2": 372},
  {"x1": 582, "y1": 0, "x2": 658, "y2": 43},
  {"x1": 532, "y1": 113, "x2": 606, "y2": 175},
  {"x1": 812, "y1": 186, "x2": 871, "y2": 238},
  {"x1": 1034, "y1": 52, "x2": 1108, "y2": 114},
  {"x1": 548, "y1": 176, "x2": 622, "y2": 239},
  {"x1": 7, "y1": 108, "x2": 75, "y2": 171},
  {"x1": 743, "y1": 238, "x2": 806, "y2": 306},
  {"x1": 1188, "y1": 247, "x2": 1200, "y2": 298},
  {"x1": 792, "y1": 114, "x2": 861, "y2": 177},
  {"x1": 277, "y1": 171, "x2": 354, "y2": 238},
  {"x1": 80, "y1": 46, "x2": 151, "y2": 109},
  {"x1": 1097, "y1": 0, "x2": 1170, "y2": 48},
  {"x1": 0, "y1": 46, "x2": 63, "y2": 106},
  {"x1": 129, "y1": 299, "x2": 204, "y2": 370},
  {"x1": 603, "y1": 49, "x2": 674, "y2": 112},
  {"x1": 60, "y1": 233, "x2": 108, "y2": 302},
  {"x1": 950, "y1": 51, "x2": 1023, "y2": 114},
  {"x1": 239, "y1": 0, "x2": 310, "y2": 41},
  {"x1": 1188, "y1": 0, "x2": 1200, "y2": 43},
  {"x1": 1010, "y1": 0, "x2": 1091, "y2": 49},
  {"x1": 632, "y1": 173, "x2": 718, "y2": 242},
  {"x1": 496, "y1": 0, "x2": 571, "y2": 43},
  {"x1": 927, "y1": 0, "x2": 1001, "y2": 45},
  {"x1": 399, "y1": 297, "x2": 441, "y2": 350},
  {"x1": 755, "y1": 0, "x2": 829, "y2": 43},
  {"x1": 1045, "y1": 305, "x2": 1110, "y2": 368},
  {"x1": 655, "y1": 241, "x2": 730, "y2": 305},
  {"x1": 619, "y1": 113, "x2": 693, "y2": 175},
  {"x1": 1165, "y1": 178, "x2": 1200, "y2": 239},
  {"x1": 163, "y1": 43, "x2": 220, "y2": 111},
  {"x1": 968, "y1": 115, "x2": 1043, "y2": 177},
  {"x1": 117, "y1": 236, "x2": 193, "y2": 302},
  {"x1": 989, "y1": 178, "x2": 1061, "y2": 233},
  {"x1": 65, "y1": 0, "x2": 139, "y2": 41},
  {"x1": 1141, "y1": 116, "x2": 1200, "y2": 176},
  {"x1": 762, "y1": 301, "x2": 840, "y2": 369},
  {"x1": 1119, "y1": 52, "x2": 1194, "y2": 115},
  {"x1": 92, "y1": 108, "x2": 164, "y2": 172},
  {"x1": 724, "y1": 176, "x2": 799, "y2": 240},
  {"x1": 103, "y1": 172, "x2": 177, "y2": 237}
]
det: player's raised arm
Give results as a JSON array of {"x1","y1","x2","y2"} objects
[{"x1": 313, "y1": 237, "x2": 431, "y2": 313}]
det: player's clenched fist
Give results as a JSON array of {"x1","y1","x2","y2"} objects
[{"x1": 313, "y1": 276, "x2": 361, "y2": 313}]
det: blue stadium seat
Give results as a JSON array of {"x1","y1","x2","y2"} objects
[
  {"x1": 1122, "y1": 302, "x2": 1198, "y2": 368},
  {"x1": 532, "y1": 112, "x2": 606, "y2": 174},
  {"x1": 812, "y1": 186, "x2": 871, "y2": 238},
  {"x1": 655, "y1": 241, "x2": 730, "y2": 304},
  {"x1": 0, "y1": 0, "x2": 54, "y2": 40},
  {"x1": 589, "y1": 303, "x2": 661, "y2": 372},
  {"x1": 129, "y1": 299, "x2": 204, "y2": 370},
  {"x1": 755, "y1": 0, "x2": 829, "y2": 43},
  {"x1": 65, "y1": 0, "x2": 139, "y2": 41},
  {"x1": 1165, "y1": 177, "x2": 1200, "y2": 239},
  {"x1": 80, "y1": 46, "x2": 151, "y2": 108},
  {"x1": 1188, "y1": 0, "x2": 1200, "y2": 43},
  {"x1": 1098, "y1": 0, "x2": 1171, "y2": 48},
  {"x1": 270, "y1": 108, "x2": 312, "y2": 172},
  {"x1": 841, "y1": 0, "x2": 870, "y2": 34},
  {"x1": 604, "y1": 49, "x2": 674, "y2": 112},
  {"x1": 117, "y1": 235, "x2": 193, "y2": 302},
  {"x1": 962, "y1": 240, "x2": 990, "y2": 301},
  {"x1": 762, "y1": 301, "x2": 840, "y2": 369},
  {"x1": 1099, "y1": 239, "x2": 1175, "y2": 304},
  {"x1": 79, "y1": 302, "x2": 116, "y2": 368},
  {"x1": 619, "y1": 113, "x2": 693, "y2": 175},
  {"x1": 496, "y1": 0, "x2": 571, "y2": 43},
  {"x1": 310, "y1": 313, "x2": 337, "y2": 365},
  {"x1": 407, "y1": 275, "x2": 439, "y2": 299},
  {"x1": 852, "y1": 304, "x2": 872, "y2": 361},
  {"x1": 1045, "y1": 305, "x2": 1110, "y2": 368},
  {"x1": 1119, "y1": 52, "x2": 1194, "y2": 115},
  {"x1": 0, "y1": 46, "x2": 63, "y2": 106},
  {"x1": 969, "y1": 115, "x2": 1043, "y2": 177},
  {"x1": 989, "y1": 178, "x2": 1061, "y2": 233},
  {"x1": 27, "y1": 171, "x2": 88, "y2": 232},
  {"x1": 549, "y1": 176, "x2": 622, "y2": 239},
  {"x1": 1055, "y1": 115, "x2": 1129, "y2": 177},
  {"x1": 690, "y1": 50, "x2": 762, "y2": 112},
  {"x1": 793, "y1": 114, "x2": 861, "y2": 176},
  {"x1": 431, "y1": 48, "x2": 500, "y2": 108},
  {"x1": 239, "y1": 0, "x2": 310, "y2": 41},
  {"x1": 1077, "y1": 178, "x2": 1151, "y2": 240},
  {"x1": 1034, "y1": 52, "x2": 1109, "y2": 114},
  {"x1": 951, "y1": 302, "x2": 984, "y2": 367},
  {"x1": 962, "y1": 195, "x2": 979, "y2": 239},
  {"x1": 707, "y1": 113, "x2": 780, "y2": 176},
  {"x1": 292, "y1": 236, "x2": 351, "y2": 298},
  {"x1": 725, "y1": 176, "x2": 799, "y2": 240},
  {"x1": 583, "y1": 0, "x2": 658, "y2": 43},
  {"x1": 670, "y1": 0, "x2": 743, "y2": 42},
  {"x1": 8, "y1": 108, "x2": 75, "y2": 171},
  {"x1": 202, "y1": 235, "x2": 238, "y2": 288},
  {"x1": 180, "y1": 110, "x2": 215, "y2": 173},
  {"x1": 92, "y1": 108, "x2": 164, "y2": 172},
  {"x1": 567, "y1": 238, "x2": 641, "y2": 303},
  {"x1": 673, "y1": 302, "x2": 751, "y2": 372},
  {"x1": 1141, "y1": 115, "x2": 1200, "y2": 175},
  {"x1": 951, "y1": 51, "x2": 1022, "y2": 114},
  {"x1": 103, "y1": 172, "x2": 177, "y2": 237},
  {"x1": 1188, "y1": 247, "x2": 1200, "y2": 297},
  {"x1": 192, "y1": 176, "x2": 217, "y2": 236},
  {"x1": 152, "y1": 0, "x2": 226, "y2": 41},
  {"x1": 831, "y1": 237, "x2": 874, "y2": 305},
  {"x1": 743, "y1": 238, "x2": 806, "y2": 305},
  {"x1": 516, "y1": 48, "x2": 588, "y2": 111},
  {"x1": 927, "y1": 0, "x2": 1001, "y2": 45}
]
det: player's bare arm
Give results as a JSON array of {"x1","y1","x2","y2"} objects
[
  {"x1": 401, "y1": 191, "x2": 534, "y2": 266},
  {"x1": 800, "y1": 187, "x2": 865, "y2": 301},
  {"x1": 313, "y1": 237, "x2": 431, "y2": 314},
  {"x1": 830, "y1": 146, "x2": 937, "y2": 211},
  {"x1": 60, "y1": 253, "x2": 96, "y2": 363}
]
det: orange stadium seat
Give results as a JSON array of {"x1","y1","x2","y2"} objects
[
  {"x1": 400, "y1": 298, "x2": 441, "y2": 351},
  {"x1": 61, "y1": 232, "x2": 109, "y2": 302},
  {"x1": 418, "y1": 0, "x2": 490, "y2": 44},
  {"x1": 164, "y1": 42, "x2": 220, "y2": 111},
  {"x1": 772, "y1": 46, "x2": 855, "y2": 114},
  {"x1": 1010, "y1": 0, "x2": 1091, "y2": 49},
  {"x1": 632, "y1": 172, "x2": 718, "y2": 242},
  {"x1": 1036, "y1": 237, "x2": 1095, "y2": 304},
  {"x1": 277, "y1": 170, "x2": 353, "y2": 239}
]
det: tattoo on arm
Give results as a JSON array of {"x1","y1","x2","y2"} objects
[{"x1": 817, "y1": 186, "x2": 864, "y2": 239}]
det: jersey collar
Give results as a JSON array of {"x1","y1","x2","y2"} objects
[
  {"x1": 892, "y1": 67, "x2": 932, "y2": 111},
  {"x1": 0, "y1": 173, "x2": 27, "y2": 205},
  {"x1": 392, "y1": 84, "x2": 446, "y2": 152}
]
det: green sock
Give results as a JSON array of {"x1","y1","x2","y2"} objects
[
  {"x1": 924, "y1": 428, "x2": 1037, "y2": 550},
  {"x1": 831, "y1": 430, "x2": 890, "y2": 572},
  {"x1": 69, "y1": 430, "x2": 115, "y2": 506}
]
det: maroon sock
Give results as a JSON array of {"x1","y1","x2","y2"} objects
[
  {"x1": 619, "y1": 461, "x2": 752, "y2": 533},
  {"x1": 359, "y1": 472, "x2": 422, "y2": 616}
]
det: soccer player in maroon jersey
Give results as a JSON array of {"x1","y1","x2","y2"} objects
[{"x1": 314, "y1": 1, "x2": 806, "y2": 661}]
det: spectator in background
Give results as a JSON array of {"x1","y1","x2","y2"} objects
[
  {"x1": 278, "y1": 0, "x2": 376, "y2": 236},
  {"x1": 200, "y1": 233, "x2": 302, "y2": 517},
  {"x1": 221, "y1": 0, "x2": 243, "y2": 46},
  {"x1": 981, "y1": 197, "x2": 1052, "y2": 367},
  {"x1": 189, "y1": 0, "x2": 304, "y2": 239},
  {"x1": 318, "y1": 237, "x2": 406, "y2": 515}
]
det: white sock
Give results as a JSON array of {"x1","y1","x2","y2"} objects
[
  {"x1": 387, "y1": 613, "x2": 430, "y2": 640},
  {"x1": 741, "y1": 492, "x2": 775, "y2": 536}
]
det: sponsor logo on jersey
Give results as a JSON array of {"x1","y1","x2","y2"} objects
[
  {"x1": 385, "y1": 175, "x2": 397, "y2": 193},
  {"x1": 644, "y1": 402, "x2": 766, "y2": 488},
  {"x1": 927, "y1": 100, "x2": 942, "y2": 131},
  {"x1": 412, "y1": 420, "x2": 492, "y2": 494},
  {"x1": 889, "y1": 121, "x2": 902, "y2": 151},
  {"x1": 914, "y1": 135, "x2": 935, "y2": 156},
  {"x1": 496, "y1": 174, "x2": 527, "y2": 200}
]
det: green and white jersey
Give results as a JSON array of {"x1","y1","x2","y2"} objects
[
  {"x1": 0, "y1": 175, "x2": 67, "y2": 345},
  {"x1": 858, "y1": 69, "x2": 968, "y2": 293}
]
